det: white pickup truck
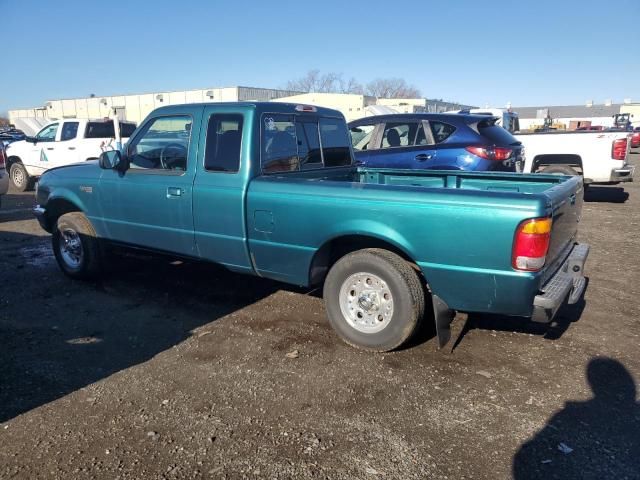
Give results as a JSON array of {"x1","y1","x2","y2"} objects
[
  {"x1": 5, "y1": 118, "x2": 136, "y2": 191},
  {"x1": 515, "y1": 130, "x2": 634, "y2": 185}
]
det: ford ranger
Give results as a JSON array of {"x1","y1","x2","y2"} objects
[{"x1": 34, "y1": 102, "x2": 589, "y2": 352}]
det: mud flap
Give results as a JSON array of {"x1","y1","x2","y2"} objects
[{"x1": 433, "y1": 294, "x2": 455, "y2": 349}]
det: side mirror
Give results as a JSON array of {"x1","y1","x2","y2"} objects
[
  {"x1": 99, "y1": 150, "x2": 122, "y2": 170},
  {"x1": 26, "y1": 136, "x2": 37, "y2": 144}
]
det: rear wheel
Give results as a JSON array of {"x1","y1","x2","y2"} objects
[
  {"x1": 10, "y1": 163, "x2": 33, "y2": 192},
  {"x1": 540, "y1": 165, "x2": 578, "y2": 176},
  {"x1": 52, "y1": 212, "x2": 103, "y2": 279},
  {"x1": 323, "y1": 248, "x2": 425, "y2": 352}
]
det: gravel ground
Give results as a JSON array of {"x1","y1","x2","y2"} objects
[{"x1": 0, "y1": 158, "x2": 639, "y2": 479}]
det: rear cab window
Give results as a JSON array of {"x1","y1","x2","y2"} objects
[
  {"x1": 261, "y1": 114, "x2": 352, "y2": 173},
  {"x1": 85, "y1": 121, "x2": 137, "y2": 138}
]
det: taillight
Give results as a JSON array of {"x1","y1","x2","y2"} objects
[
  {"x1": 611, "y1": 138, "x2": 627, "y2": 160},
  {"x1": 0, "y1": 146, "x2": 5, "y2": 169},
  {"x1": 466, "y1": 146, "x2": 513, "y2": 161},
  {"x1": 512, "y1": 217, "x2": 552, "y2": 271},
  {"x1": 631, "y1": 132, "x2": 640, "y2": 148}
]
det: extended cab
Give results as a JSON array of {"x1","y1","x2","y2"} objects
[
  {"x1": 34, "y1": 102, "x2": 589, "y2": 352},
  {"x1": 515, "y1": 130, "x2": 634, "y2": 185},
  {"x1": 5, "y1": 118, "x2": 136, "y2": 191}
]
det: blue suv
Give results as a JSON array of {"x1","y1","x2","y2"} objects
[{"x1": 348, "y1": 113, "x2": 524, "y2": 172}]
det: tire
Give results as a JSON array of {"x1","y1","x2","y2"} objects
[
  {"x1": 540, "y1": 165, "x2": 578, "y2": 176},
  {"x1": 52, "y1": 212, "x2": 103, "y2": 280},
  {"x1": 10, "y1": 163, "x2": 33, "y2": 192},
  {"x1": 323, "y1": 248, "x2": 425, "y2": 352}
]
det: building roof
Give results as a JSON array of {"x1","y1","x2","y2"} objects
[{"x1": 513, "y1": 104, "x2": 621, "y2": 119}]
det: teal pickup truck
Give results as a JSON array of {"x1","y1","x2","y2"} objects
[{"x1": 34, "y1": 102, "x2": 589, "y2": 351}]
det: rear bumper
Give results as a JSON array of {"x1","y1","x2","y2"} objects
[
  {"x1": 609, "y1": 164, "x2": 634, "y2": 183},
  {"x1": 532, "y1": 243, "x2": 589, "y2": 323}
]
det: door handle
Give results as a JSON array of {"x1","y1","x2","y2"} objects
[
  {"x1": 68, "y1": 147, "x2": 76, "y2": 150},
  {"x1": 46, "y1": 147, "x2": 55, "y2": 151},
  {"x1": 415, "y1": 153, "x2": 433, "y2": 161},
  {"x1": 167, "y1": 187, "x2": 182, "y2": 198}
]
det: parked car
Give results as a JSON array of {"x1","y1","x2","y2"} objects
[
  {"x1": 348, "y1": 113, "x2": 524, "y2": 173},
  {"x1": 514, "y1": 130, "x2": 635, "y2": 185},
  {"x1": 5, "y1": 118, "x2": 136, "y2": 191},
  {"x1": 0, "y1": 128, "x2": 26, "y2": 147},
  {"x1": 630, "y1": 129, "x2": 640, "y2": 149},
  {"x1": 0, "y1": 144, "x2": 8, "y2": 207},
  {"x1": 34, "y1": 102, "x2": 588, "y2": 352}
]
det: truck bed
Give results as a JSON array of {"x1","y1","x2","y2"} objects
[{"x1": 248, "y1": 167, "x2": 583, "y2": 317}]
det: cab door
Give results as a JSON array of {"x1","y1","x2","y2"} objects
[
  {"x1": 191, "y1": 105, "x2": 252, "y2": 272},
  {"x1": 27, "y1": 123, "x2": 59, "y2": 173},
  {"x1": 98, "y1": 110, "x2": 201, "y2": 256},
  {"x1": 50, "y1": 121, "x2": 81, "y2": 166}
]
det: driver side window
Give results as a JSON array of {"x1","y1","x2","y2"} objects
[
  {"x1": 36, "y1": 123, "x2": 59, "y2": 142},
  {"x1": 127, "y1": 115, "x2": 191, "y2": 171}
]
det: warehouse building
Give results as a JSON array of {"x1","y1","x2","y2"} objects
[
  {"x1": 9, "y1": 87, "x2": 476, "y2": 129},
  {"x1": 513, "y1": 101, "x2": 640, "y2": 130},
  {"x1": 8, "y1": 86, "x2": 302, "y2": 125},
  {"x1": 267, "y1": 93, "x2": 474, "y2": 121}
]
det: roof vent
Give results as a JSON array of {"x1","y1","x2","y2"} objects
[
  {"x1": 155, "y1": 94, "x2": 164, "y2": 102},
  {"x1": 205, "y1": 90, "x2": 215, "y2": 99}
]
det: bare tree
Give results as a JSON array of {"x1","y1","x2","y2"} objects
[
  {"x1": 285, "y1": 70, "x2": 421, "y2": 98},
  {"x1": 0, "y1": 117, "x2": 9, "y2": 127},
  {"x1": 364, "y1": 78, "x2": 421, "y2": 99},
  {"x1": 286, "y1": 70, "x2": 363, "y2": 94}
]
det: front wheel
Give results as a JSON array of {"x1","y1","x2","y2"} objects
[
  {"x1": 52, "y1": 212, "x2": 104, "y2": 279},
  {"x1": 10, "y1": 163, "x2": 33, "y2": 192},
  {"x1": 323, "y1": 248, "x2": 425, "y2": 352}
]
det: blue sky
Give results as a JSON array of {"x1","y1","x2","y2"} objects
[{"x1": 2, "y1": 0, "x2": 639, "y2": 114}]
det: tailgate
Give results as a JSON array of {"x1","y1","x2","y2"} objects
[{"x1": 542, "y1": 175, "x2": 583, "y2": 281}]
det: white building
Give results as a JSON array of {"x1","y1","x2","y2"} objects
[
  {"x1": 270, "y1": 93, "x2": 475, "y2": 121},
  {"x1": 8, "y1": 86, "x2": 301, "y2": 125}
]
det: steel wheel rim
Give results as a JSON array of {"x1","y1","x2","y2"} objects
[
  {"x1": 11, "y1": 167, "x2": 24, "y2": 187},
  {"x1": 59, "y1": 228, "x2": 83, "y2": 268},
  {"x1": 339, "y1": 272, "x2": 394, "y2": 333}
]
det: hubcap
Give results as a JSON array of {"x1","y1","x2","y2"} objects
[
  {"x1": 339, "y1": 272, "x2": 394, "y2": 333},
  {"x1": 12, "y1": 167, "x2": 24, "y2": 186},
  {"x1": 59, "y1": 228, "x2": 83, "y2": 268}
]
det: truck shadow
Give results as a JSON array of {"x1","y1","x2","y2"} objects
[
  {"x1": 584, "y1": 186, "x2": 629, "y2": 203},
  {"x1": 450, "y1": 279, "x2": 589, "y2": 351},
  {"x1": 512, "y1": 357, "x2": 640, "y2": 478},
  {"x1": 0, "y1": 232, "x2": 280, "y2": 423},
  {"x1": 0, "y1": 191, "x2": 37, "y2": 223}
]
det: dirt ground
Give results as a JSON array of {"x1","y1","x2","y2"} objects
[{"x1": 1, "y1": 158, "x2": 639, "y2": 480}]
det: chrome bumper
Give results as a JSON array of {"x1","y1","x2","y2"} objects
[
  {"x1": 532, "y1": 243, "x2": 589, "y2": 323},
  {"x1": 610, "y1": 164, "x2": 634, "y2": 182}
]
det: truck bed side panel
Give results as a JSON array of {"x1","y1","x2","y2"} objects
[{"x1": 246, "y1": 174, "x2": 550, "y2": 316}]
